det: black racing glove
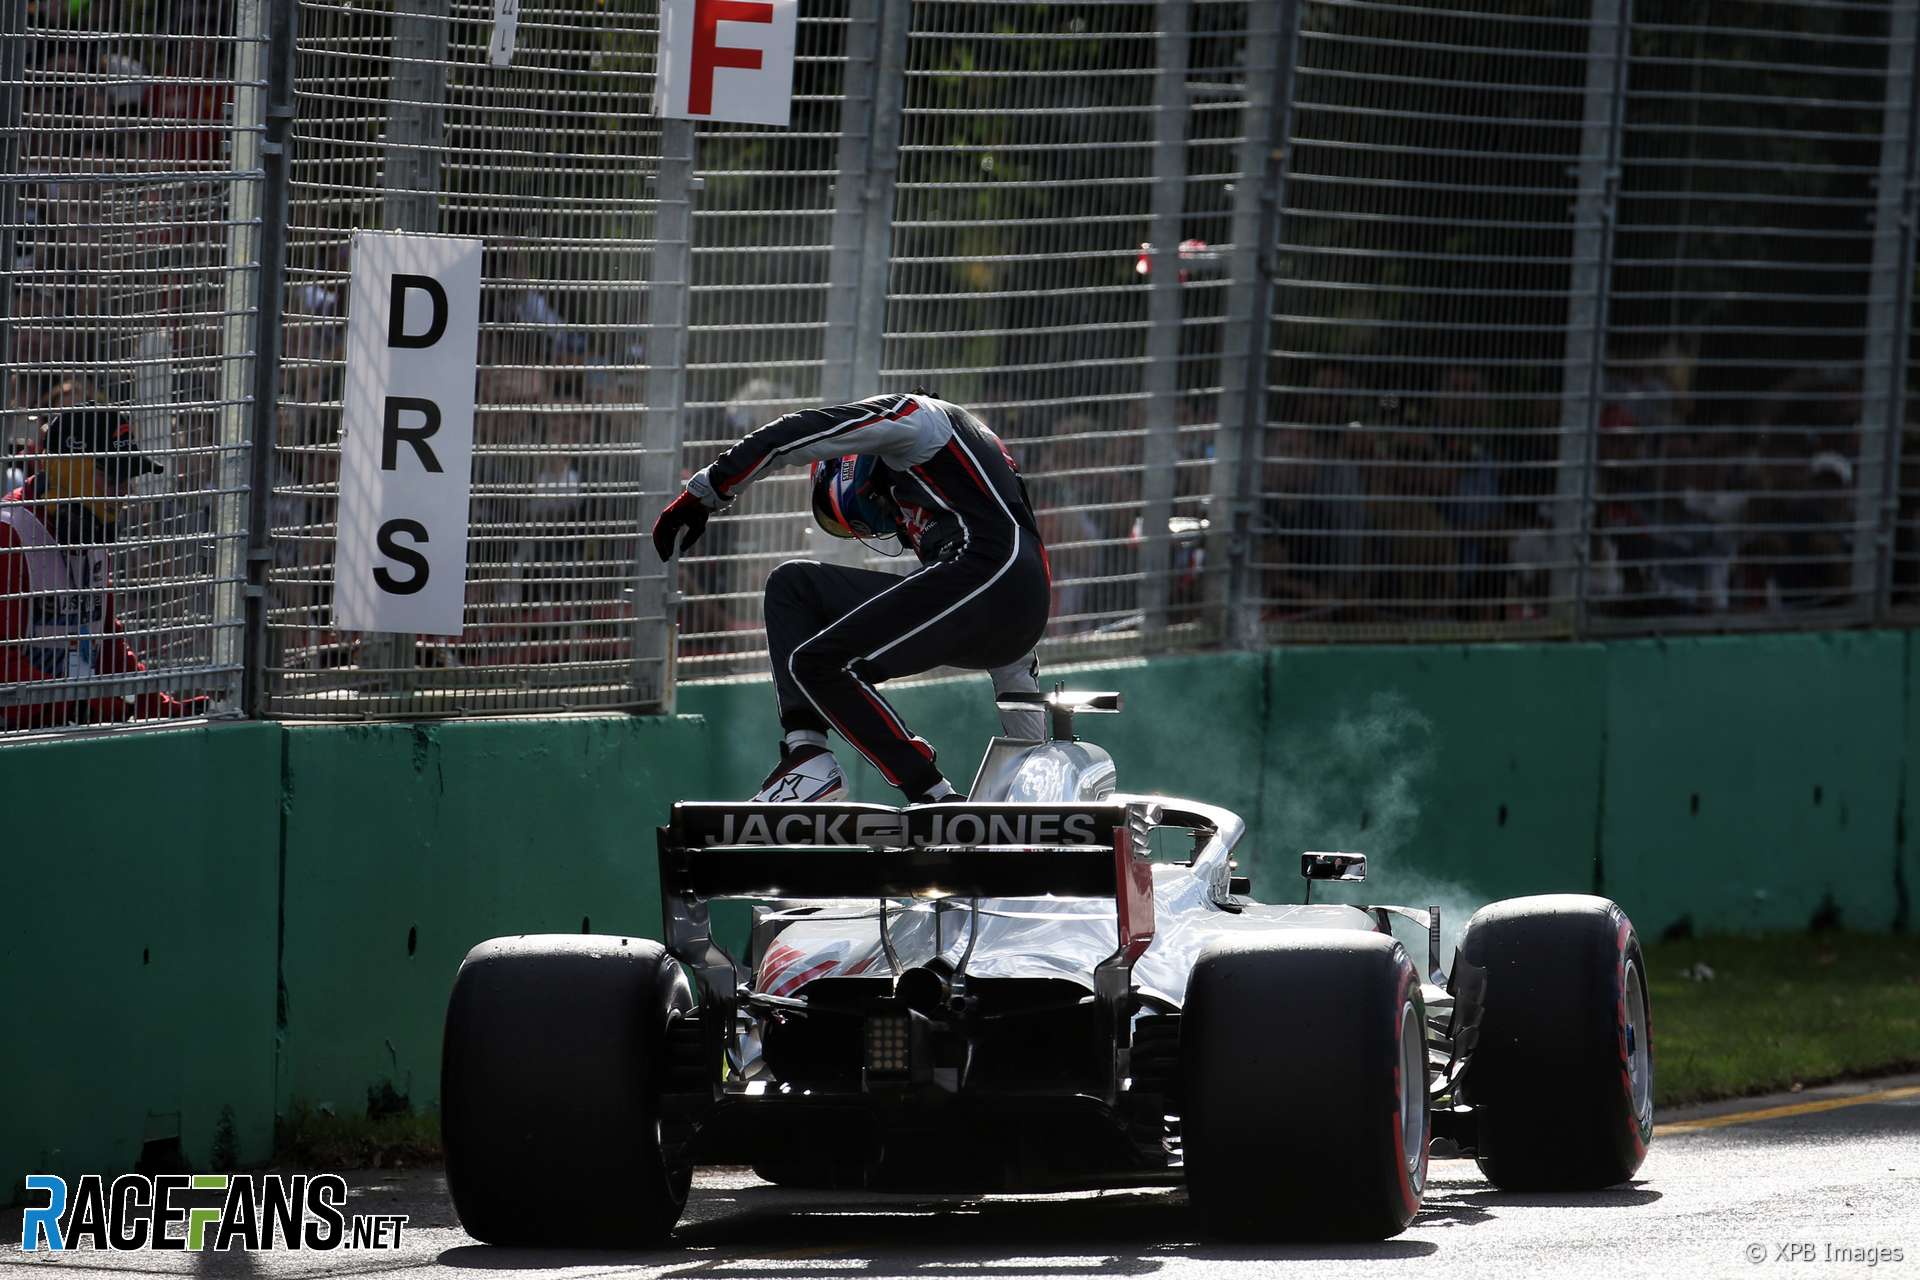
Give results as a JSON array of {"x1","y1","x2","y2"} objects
[{"x1": 651, "y1": 489, "x2": 711, "y2": 560}]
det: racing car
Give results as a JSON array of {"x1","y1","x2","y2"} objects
[{"x1": 441, "y1": 690, "x2": 1653, "y2": 1244}]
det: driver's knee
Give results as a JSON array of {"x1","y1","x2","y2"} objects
[
  {"x1": 764, "y1": 559, "x2": 819, "y2": 609},
  {"x1": 789, "y1": 633, "x2": 853, "y2": 691}
]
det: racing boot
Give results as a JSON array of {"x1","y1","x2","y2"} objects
[{"x1": 752, "y1": 741, "x2": 847, "y2": 803}]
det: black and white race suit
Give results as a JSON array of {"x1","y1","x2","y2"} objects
[{"x1": 688, "y1": 393, "x2": 1049, "y2": 794}]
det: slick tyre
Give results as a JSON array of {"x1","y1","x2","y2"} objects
[
  {"x1": 1182, "y1": 931, "x2": 1428, "y2": 1240},
  {"x1": 1456, "y1": 895, "x2": 1653, "y2": 1191},
  {"x1": 443, "y1": 935, "x2": 692, "y2": 1246}
]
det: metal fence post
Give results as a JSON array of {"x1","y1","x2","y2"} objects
[
  {"x1": 0, "y1": 0, "x2": 27, "y2": 447},
  {"x1": 851, "y1": 0, "x2": 910, "y2": 398},
  {"x1": 638, "y1": 117, "x2": 698, "y2": 712},
  {"x1": 818, "y1": 0, "x2": 908, "y2": 576},
  {"x1": 822, "y1": 0, "x2": 881, "y2": 406},
  {"x1": 217, "y1": 0, "x2": 267, "y2": 713},
  {"x1": 1205, "y1": 0, "x2": 1300, "y2": 650},
  {"x1": 1861, "y1": 0, "x2": 1919, "y2": 619},
  {"x1": 364, "y1": 0, "x2": 450, "y2": 691},
  {"x1": 1139, "y1": 0, "x2": 1190, "y2": 652},
  {"x1": 824, "y1": 0, "x2": 909, "y2": 402},
  {"x1": 1556, "y1": 0, "x2": 1630, "y2": 638},
  {"x1": 243, "y1": 0, "x2": 299, "y2": 717}
]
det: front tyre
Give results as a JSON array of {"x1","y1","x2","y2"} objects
[
  {"x1": 1181, "y1": 931, "x2": 1428, "y2": 1240},
  {"x1": 442, "y1": 935, "x2": 692, "y2": 1246},
  {"x1": 1457, "y1": 895, "x2": 1653, "y2": 1190}
]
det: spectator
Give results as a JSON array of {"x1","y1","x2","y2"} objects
[
  {"x1": 1031, "y1": 468, "x2": 1102, "y2": 632},
  {"x1": 1, "y1": 405, "x2": 209, "y2": 729},
  {"x1": 1429, "y1": 367, "x2": 1505, "y2": 618},
  {"x1": 145, "y1": 0, "x2": 233, "y2": 168},
  {"x1": 1638, "y1": 422, "x2": 1751, "y2": 614},
  {"x1": 1367, "y1": 399, "x2": 1451, "y2": 613},
  {"x1": 9, "y1": 284, "x2": 72, "y2": 409},
  {"x1": 1589, "y1": 354, "x2": 1684, "y2": 611},
  {"x1": 487, "y1": 246, "x2": 589, "y2": 362},
  {"x1": 1259, "y1": 364, "x2": 1371, "y2": 614},
  {"x1": 1744, "y1": 370, "x2": 1862, "y2": 609}
]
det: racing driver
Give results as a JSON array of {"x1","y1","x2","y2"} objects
[{"x1": 652, "y1": 391, "x2": 1049, "y2": 804}]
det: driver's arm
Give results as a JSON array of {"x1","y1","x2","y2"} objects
[{"x1": 687, "y1": 393, "x2": 941, "y2": 507}]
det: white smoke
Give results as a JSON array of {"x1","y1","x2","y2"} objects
[{"x1": 1264, "y1": 689, "x2": 1485, "y2": 966}]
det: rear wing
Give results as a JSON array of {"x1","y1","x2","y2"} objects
[
  {"x1": 657, "y1": 801, "x2": 1155, "y2": 1000},
  {"x1": 662, "y1": 801, "x2": 1128, "y2": 898}
]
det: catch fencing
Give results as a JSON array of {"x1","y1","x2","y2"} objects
[
  {"x1": 2, "y1": 0, "x2": 1918, "y2": 733},
  {"x1": 1, "y1": 0, "x2": 261, "y2": 730}
]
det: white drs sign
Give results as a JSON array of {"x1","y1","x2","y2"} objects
[
  {"x1": 656, "y1": 0, "x2": 798, "y2": 127},
  {"x1": 332, "y1": 231, "x2": 482, "y2": 635}
]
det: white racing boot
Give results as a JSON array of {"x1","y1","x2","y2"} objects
[{"x1": 751, "y1": 742, "x2": 847, "y2": 803}]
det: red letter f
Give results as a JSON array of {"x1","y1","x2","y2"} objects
[{"x1": 689, "y1": 0, "x2": 772, "y2": 116}]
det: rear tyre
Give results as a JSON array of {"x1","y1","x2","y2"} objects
[
  {"x1": 1457, "y1": 895, "x2": 1653, "y2": 1190},
  {"x1": 1182, "y1": 931, "x2": 1428, "y2": 1240},
  {"x1": 443, "y1": 935, "x2": 692, "y2": 1246}
]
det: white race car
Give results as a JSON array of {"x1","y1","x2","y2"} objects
[{"x1": 442, "y1": 691, "x2": 1653, "y2": 1245}]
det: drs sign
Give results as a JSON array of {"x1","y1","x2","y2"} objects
[
  {"x1": 332, "y1": 231, "x2": 482, "y2": 635},
  {"x1": 656, "y1": 0, "x2": 798, "y2": 127}
]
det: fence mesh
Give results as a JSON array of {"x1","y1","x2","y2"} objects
[
  {"x1": 1595, "y1": 0, "x2": 1898, "y2": 628},
  {"x1": 882, "y1": 0, "x2": 1165, "y2": 656},
  {"x1": 675, "y1": 5, "x2": 851, "y2": 678},
  {"x1": 267, "y1": 0, "x2": 670, "y2": 716},
  {"x1": 1, "y1": 0, "x2": 258, "y2": 733},
  {"x1": 1253, "y1": 0, "x2": 1595, "y2": 640},
  {"x1": 6, "y1": 0, "x2": 1920, "y2": 735},
  {"x1": 1904, "y1": 63, "x2": 1920, "y2": 616}
]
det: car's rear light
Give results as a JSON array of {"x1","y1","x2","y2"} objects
[{"x1": 864, "y1": 1015, "x2": 910, "y2": 1075}]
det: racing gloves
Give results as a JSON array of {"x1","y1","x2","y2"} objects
[{"x1": 652, "y1": 489, "x2": 712, "y2": 561}]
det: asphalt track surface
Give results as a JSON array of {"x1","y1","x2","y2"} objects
[{"x1": 8, "y1": 1077, "x2": 1918, "y2": 1280}]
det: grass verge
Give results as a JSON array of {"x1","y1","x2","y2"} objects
[
  {"x1": 274, "y1": 1102, "x2": 441, "y2": 1170},
  {"x1": 1644, "y1": 932, "x2": 1920, "y2": 1108}
]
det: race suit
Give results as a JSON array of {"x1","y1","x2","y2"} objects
[{"x1": 687, "y1": 394, "x2": 1050, "y2": 794}]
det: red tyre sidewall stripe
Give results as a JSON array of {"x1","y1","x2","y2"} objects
[
  {"x1": 1614, "y1": 910, "x2": 1651, "y2": 1158},
  {"x1": 1392, "y1": 955, "x2": 1425, "y2": 1218}
]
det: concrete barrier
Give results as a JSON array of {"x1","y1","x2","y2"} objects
[
  {"x1": 275, "y1": 714, "x2": 718, "y2": 1116},
  {"x1": 1, "y1": 723, "x2": 281, "y2": 1193}
]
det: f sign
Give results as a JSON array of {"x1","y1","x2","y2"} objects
[
  {"x1": 691, "y1": 1, "x2": 770, "y2": 115},
  {"x1": 658, "y1": 0, "x2": 797, "y2": 127},
  {"x1": 332, "y1": 232, "x2": 481, "y2": 636}
]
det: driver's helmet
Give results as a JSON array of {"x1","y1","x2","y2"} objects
[{"x1": 810, "y1": 453, "x2": 899, "y2": 541}]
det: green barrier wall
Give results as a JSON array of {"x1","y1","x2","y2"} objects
[
  {"x1": 5, "y1": 631, "x2": 1915, "y2": 1192},
  {"x1": 1, "y1": 723, "x2": 281, "y2": 1192},
  {"x1": 276, "y1": 714, "x2": 718, "y2": 1117},
  {"x1": 1601, "y1": 632, "x2": 1907, "y2": 936}
]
